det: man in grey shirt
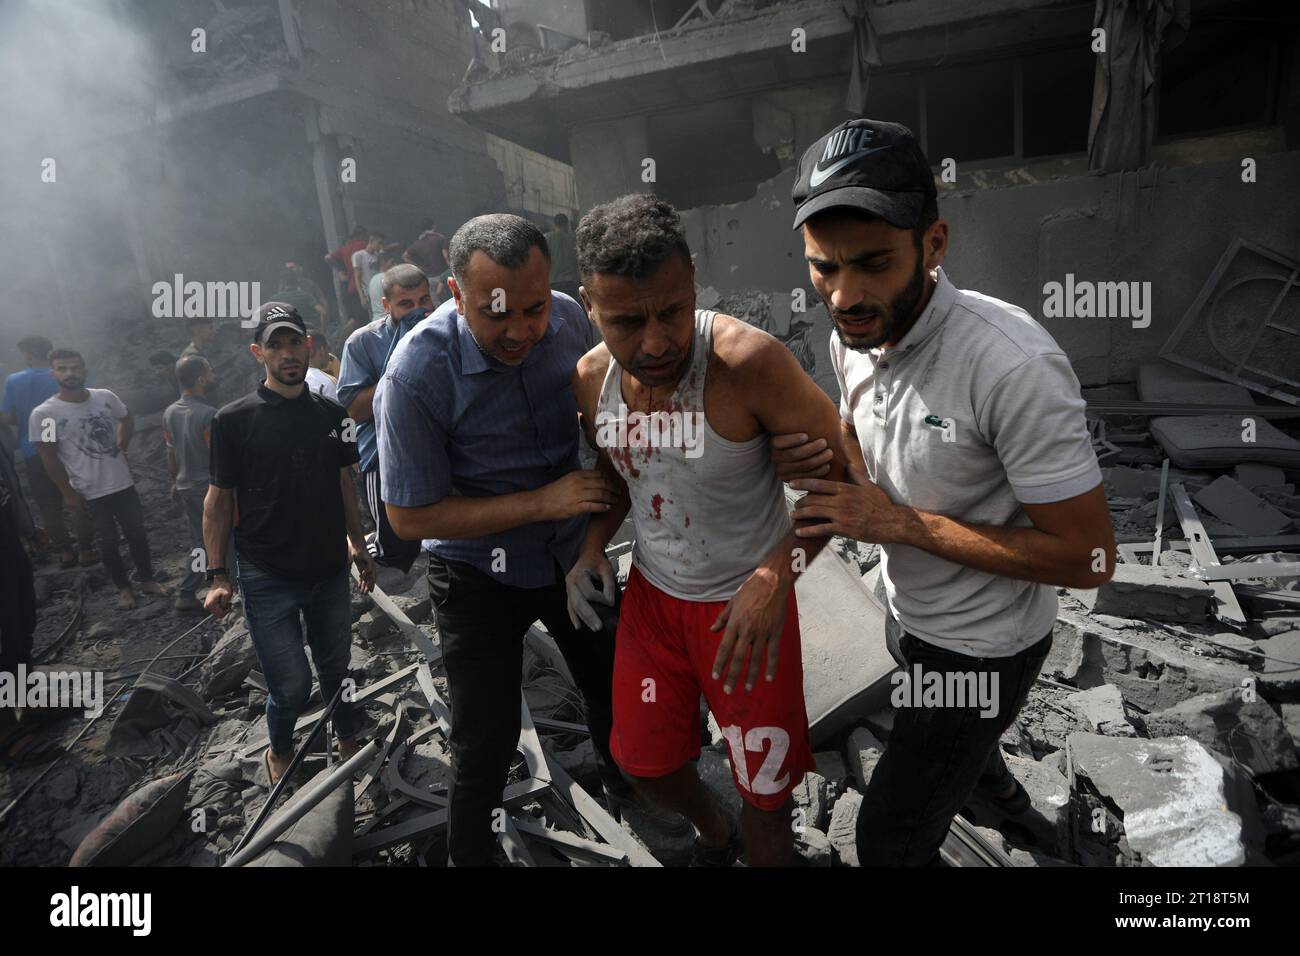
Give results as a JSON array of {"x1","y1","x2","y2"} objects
[
  {"x1": 775, "y1": 119, "x2": 1116, "y2": 865},
  {"x1": 163, "y1": 356, "x2": 231, "y2": 611}
]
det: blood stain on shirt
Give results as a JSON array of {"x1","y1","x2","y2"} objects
[{"x1": 651, "y1": 493, "x2": 663, "y2": 519}]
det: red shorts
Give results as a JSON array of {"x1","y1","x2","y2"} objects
[{"x1": 610, "y1": 566, "x2": 815, "y2": 810}]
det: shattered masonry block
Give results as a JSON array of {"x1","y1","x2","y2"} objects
[
  {"x1": 1091, "y1": 563, "x2": 1215, "y2": 625},
  {"x1": 1003, "y1": 754, "x2": 1070, "y2": 857},
  {"x1": 355, "y1": 609, "x2": 392, "y2": 641},
  {"x1": 198, "y1": 620, "x2": 256, "y2": 700},
  {"x1": 845, "y1": 726, "x2": 885, "y2": 791},
  {"x1": 791, "y1": 771, "x2": 829, "y2": 832},
  {"x1": 795, "y1": 827, "x2": 833, "y2": 867},
  {"x1": 1050, "y1": 612, "x2": 1252, "y2": 713},
  {"x1": 826, "y1": 789, "x2": 862, "y2": 867},
  {"x1": 1233, "y1": 463, "x2": 1286, "y2": 490},
  {"x1": 1259, "y1": 630, "x2": 1300, "y2": 703},
  {"x1": 1066, "y1": 733, "x2": 1247, "y2": 867},
  {"x1": 1193, "y1": 476, "x2": 1292, "y2": 537},
  {"x1": 1143, "y1": 689, "x2": 1298, "y2": 776},
  {"x1": 1064, "y1": 684, "x2": 1135, "y2": 737},
  {"x1": 1103, "y1": 465, "x2": 1160, "y2": 499}
]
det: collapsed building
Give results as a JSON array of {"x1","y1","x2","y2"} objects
[{"x1": 2, "y1": 0, "x2": 1300, "y2": 868}]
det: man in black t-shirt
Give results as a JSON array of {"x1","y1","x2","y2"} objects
[{"x1": 203, "y1": 302, "x2": 376, "y2": 786}]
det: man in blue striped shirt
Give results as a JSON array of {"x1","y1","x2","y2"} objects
[{"x1": 375, "y1": 215, "x2": 676, "y2": 865}]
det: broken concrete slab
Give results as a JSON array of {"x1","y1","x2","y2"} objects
[
  {"x1": 1090, "y1": 563, "x2": 1215, "y2": 624},
  {"x1": 355, "y1": 609, "x2": 393, "y2": 642},
  {"x1": 1048, "y1": 613, "x2": 1253, "y2": 712},
  {"x1": 845, "y1": 726, "x2": 885, "y2": 791},
  {"x1": 1103, "y1": 465, "x2": 1161, "y2": 499},
  {"x1": 794, "y1": 826, "x2": 832, "y2": 867},
  {"x1": 199, "y1": 620, "x2": 257, "y2": 699},
  {"x1": 1064, "y1": 684, "x2": 1135, "y2": 737},
  {"x1": 1194, "y1": 476, "x2": 1293, "y2": 537},
  {"x1": 1282, "y1": 704, "x2": 1300, "y2": 758},
  {"x1": 791, "y1": 770, "x2": 829, "y2": 832},
  {"x1": 1234, "y1": 463, "x2": 1287, "y2": 490},
  {"x1": 1142, "y1": 689, "x2": 1298, "y2": 775},
  {"x1": 1066, "y1": 733, "x2": 1248, "y2": 866},
  {"x1": 826, "y1": 788, "x2": 862, "y2": 867},
  {"x1": 965, "y1": 752, "x2": 1070, "y2": 858},
  {"x1": 1258, "y1": 629, "x2": 1300, "y2": 702}
]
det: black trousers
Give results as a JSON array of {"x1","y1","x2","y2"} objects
[
  {"x1": 23, "y1": 456, "x2": 94, "y2": 554},
  {"x1": 856, "y1": 616, "x2": 1053, "y2": 866},
  {"x1": 428, "y1": 554, "x2": 618, "y2": 866},
  {"x1": 86, "y1": 486, "x2": 155, "y2": 589}
]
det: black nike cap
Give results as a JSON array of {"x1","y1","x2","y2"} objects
[{"x1": 791, "y1": 119, "x2": 937, "y2": 230}]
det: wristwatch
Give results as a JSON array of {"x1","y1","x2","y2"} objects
[{"x1": 205, "y1": 567, "x2": 230, "y2": 582}]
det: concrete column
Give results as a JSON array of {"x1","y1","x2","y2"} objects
[{"x1": 569, "y1": 115, "x2": 650, "y2": 211}]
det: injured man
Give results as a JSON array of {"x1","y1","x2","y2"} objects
[{"x1": 564, "y1": 194, "x2": 850, "y2": 867}]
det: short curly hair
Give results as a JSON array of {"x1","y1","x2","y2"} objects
[{"x1": 576, "y1": 194, "x2": 692, "y2": 280}]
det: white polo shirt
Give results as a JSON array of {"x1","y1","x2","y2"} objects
[{"x1": 831, "y1": 267, "x2": 1102, "y2": 657}]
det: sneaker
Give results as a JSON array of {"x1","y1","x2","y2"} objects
[
  {"x1": 603, "y1": 782, "x2": 692, "y2": 836},
  {"x1": 689, "y1": 823, "x2": 742, "y2": 867}
]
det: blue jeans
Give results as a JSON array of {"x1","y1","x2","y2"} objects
[{"x1": 238, "y1": 562, "x2": 356, "y2": 756}]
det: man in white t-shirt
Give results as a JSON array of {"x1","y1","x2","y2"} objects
[
  {"x1": 774, "y1": 119, "x2": 1115, "y2": 866},
  {"x1": 30, "y1": 349, "x2": 164, "y2": 608},
  {"x1": 351, "y1": 233, "x2": 383, "y2": 313}
]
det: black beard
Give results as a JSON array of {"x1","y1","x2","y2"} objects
[
  {"x1": 268, "y1": 366, "x2": 304, "y2": 386},
  {"x1": 60, "y1": 377, "x2": 86, "y2": 390},
  {"x1": 831, "y1": 256, "x2": 928, "y2": 352}
]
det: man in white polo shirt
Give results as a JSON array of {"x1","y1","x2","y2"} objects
[{"x1": 775, "y1": 119, "x2": 1115, "y2": 866}]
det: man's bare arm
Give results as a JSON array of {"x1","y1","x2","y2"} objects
[
  {"x1": 743, "y1": 334, "x2": 850, "y2": 589},
  {"x1": 117, "y1": 413, "x2": 134, "y2": 453},
  {"x1": 36, "y1": 442, "x2": 78, "y2": 501},
  {"x1": 202, "y1": 485, "x2": 235, "y2": 571},
  {"x1": 346, "y1": 387, "x2": 376, "y2": 423}
]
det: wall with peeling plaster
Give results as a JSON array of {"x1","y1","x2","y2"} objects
[{"x1": 681, "y1": 149, "x2": 1300, "y2": 390}]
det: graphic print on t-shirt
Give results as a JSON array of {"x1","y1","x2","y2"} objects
[{"x1": 66, "y1": 406, "x2": 121, "y2": 462}]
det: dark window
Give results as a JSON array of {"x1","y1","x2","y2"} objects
[
  {"x1": 926, "y1": 60, "x2": 1015, "y2": 162},
  {"x1": 1022, "y1": 47, "x2": 1094, "y2": 157},
  {"x1": 1158, "y1": 15, "x2": 1280, "y2": 136}
]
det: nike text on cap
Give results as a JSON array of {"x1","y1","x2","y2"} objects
[
  {"x1": 252, "y1": 301, "x2": 308, "y2": 343},
  {"x1": 791, "y1": 118, "x2": 937, "y2": 230}
]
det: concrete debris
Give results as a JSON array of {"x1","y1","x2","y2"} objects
[
  {"x1": 1048, "y1": 613, "x2": 1252, "y2": 712},
  {"x1": 1066, "y1": 733, "x2": 1249, "y2": 866},
  {"x1": 825, "y1": 788, "x2": 862, "y2": 867},
  {"x1": 199, "y1": 620, "x2": 258, "y2": 700},
  {"x1": 1088, "y1": 563, "x2": 1215, "y2": 624},
  {"x1": 791, "y1": 771, "x2": 830, "y2": 831},
  {"x1": 794, "y1": 827, "x2": 833, "y2": 867},
  {"x1": 355, "y1": 609, "x2": 393, "y2": 642},
  {"x1": 1258, "y1": 629, "x2": 1300, "y2": 702},
  {"x1": 1234, "y1": 463, "x2": 1287, "y2": 490},
  {"x1": 1064, "y1": 684, "x2": 1135, "y2": 736},
  {"x1": 1194, "y1": 476, "x2": 1293, "y2": 537},
  {"x1": 1142, "y1": 689, "x2": 1298, "y2": 776}
]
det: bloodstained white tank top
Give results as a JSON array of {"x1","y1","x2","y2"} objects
[{"x1": 595, "y1": 310, "x2": 791, "y2": 602}]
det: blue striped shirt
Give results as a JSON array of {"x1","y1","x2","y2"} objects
[{"x1": 374, "y1": 292, "x2": 592, "y2": 588}]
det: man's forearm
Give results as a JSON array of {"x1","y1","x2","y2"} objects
[
  {"x1": 842, "y1": 421, "x2": 870, "y2": 486},
  {"x1": 894, "y1": 508, "x2": 1099, "y2": 589},
  {"x1": 578, "y1": 494, "x2": 630, "y2": 559},
  {"x1": 37, "y1": 446, "x2": 75, "y2": 497},
  {"x1": 388, "y1": 489, "x2": 544, "y2": 541},
  {"x1": 202, "y1": 489, "x2": 234, "y2": 570},
  {"x1": 756, "y1": 524, "x2": 831, "y2": 592},
  {"x1": 345, "y1": 386, "x2": 376, "y2": 423},
  {"x1": 118, "y1": 416, "x2": 134, "y2": 452},
  {"x1": 341, "y1": 471, "x2": 367, "y2": 550}
]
